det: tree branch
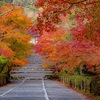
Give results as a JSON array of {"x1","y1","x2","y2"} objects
[
  {"x1": 50, "y1": 0, "x2": 100, "y2": 15},
  {"x1": 0, "y1": 4, "x2": 23, "y2": 17},
  {"x1": 83, "y1": 0, "x2": 100, "y2": 5},
  {"x1": 69, "y1": 0, "x2": 100, "y2": 5},
  {"x1": 52, "y1": 4, "x2": 73, "y2": 15},
  {"x1": 0, "y1": 8, "x2": 15, "y2": 16},
  {"x1": 68, "y1": 0, "x2": 87, "y2": 4},
  {"x1": 58, "y1": 4, "x2": 73, "y2": 13}
]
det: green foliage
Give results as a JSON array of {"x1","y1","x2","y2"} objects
[
  {"x1": 68, "y1": 13, "x2": 76, "y2": 20},
  {"x1": 64, "y1": 32, "x2": 72, "y2": 41},
  {"x1": 1, "y1": 65, "x2": 9, "y2": 74},
  {"x1": 90, "y1": 75, "x2": 100, "y2": 96},
  {"x1": 0, "y1": 0, "x2": 12, "y2": 7},
  {"x1": 58, "y1": 69, "x2": 67, "y2": 78},
  {"x1": 68, "y1": 20, "x2": 77, "y2": 28},
  {"x1": 68, "y1": 75, "x2": 91, "y2": 87},
  {"x1": 0, "y1": 56, "x2": 9, "y2": 65},
  {"x1": 68, "y1": 13, "x2": 77, "y2": 28},
  {"x1": 57, "y1": 69, "x2": 92, "y2": 93},
  {"x1": 0, "y1": 74, "x2": 8, "y2": 86},
  {"x1": 58, "y1": 69, "x2": 91, "y2": 86},
  {"x1": 0, "y1": 1, "x2": 3, "y2": 7}
]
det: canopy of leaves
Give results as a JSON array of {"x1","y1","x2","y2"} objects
[
  {"x1": 0, "y1": 4, "x2": 33, "y2": 68},
  {"x1": 34, "y1": 0, "x2": 100, "y2": 74}
]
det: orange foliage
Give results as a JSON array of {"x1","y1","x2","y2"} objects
[
  {"x1": 0, "y1": 4, "x2": 33, "y2": 67},
  {"x1": 11, "y1": 58, "x2": 29, "y2": 67},
  {"x1": 0, "y1": 42, "x2": 14, "y2": 57}
]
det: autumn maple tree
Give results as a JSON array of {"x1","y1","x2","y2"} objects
[
  {"x1": 34, "y1": 29, "x2": 66, "y2": 68},
  {"x1": 0, "y1": 4, "x2": 33, "y2": 74},
  {"x1": 33, "y1": 0, "x2": 99, "y2": 33},
  {"x1": 34, "y1": 0, "x2": 100, "y2": 74}
]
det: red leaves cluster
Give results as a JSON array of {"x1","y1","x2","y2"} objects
[
  {"x1": 0, "y1": 48, "x2": 13, "y2": 57},
  {"x1": 32, "y1": 0, "x2": 100, "y2": 74},
  {"x1": 34, "y1": 0, "x2": 100, "y2": 35}
]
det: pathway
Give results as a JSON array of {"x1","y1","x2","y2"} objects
[{"x1": 0, "y1": 54, "x2": 88, "y2": 100}]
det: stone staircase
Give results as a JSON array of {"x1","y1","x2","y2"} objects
[
  {"x1": 11, "y1": 54, "x2": 53, "y2": 79},
  {"x1": 27, "y1": 54, "x2": 44, "y2": 64}
]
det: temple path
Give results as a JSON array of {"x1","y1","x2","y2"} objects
[{"x1": 0, "y1": 54, "x2": 88, "y2": 100}]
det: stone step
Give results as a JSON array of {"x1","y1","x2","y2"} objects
[
  {"x1": 18, "y1": 68, "x2": 53, "y2": 71},
  {"x1": 12, "y1": 54, "x2": 54, "y2": 78},
  {"x1": 11, "y1": 71, "x2": 53, "y2": 74}
]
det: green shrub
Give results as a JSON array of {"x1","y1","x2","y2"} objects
[
  {"x1": 57, "y1": 70, "x2": 91, "y2": 92},
  {"x1": 69, "y1": 75, "x2": 91, "y2": 86},
  {"x1": 90, "y1": 75, "x2": 100, "y2": 96},
  {"x1": 0, "y1": 74, "x2": 8, "y2": 86},
  {"x1": 1, "y1": 65, "x2": 9, "y2": 74},
  {"x1": 44, "y1": 74, "x2": 58, "y2": 80},
  {"x1": 57, "y1": 69, "x2": 67, "y2": 79},
  {"x1": 0, "y1": 56, "x2": 9, "y2": 65}
]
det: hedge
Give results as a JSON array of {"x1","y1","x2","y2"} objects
[{"x1": 57, "y1": 70, "x2": 100, "y2": 96}]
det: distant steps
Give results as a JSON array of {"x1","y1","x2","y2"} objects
[{"x1": 11, "y1": 54, "x2": 53, "y2": 79}]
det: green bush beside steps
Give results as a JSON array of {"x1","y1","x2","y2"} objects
[
  {"x1": 57, "y1": 70, "x2": 100, "y2": 96},
  {"x1": 0, "y1": 74, "x2": 10, "y2": 86}
]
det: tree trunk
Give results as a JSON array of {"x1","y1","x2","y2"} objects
[{"x1": 80, "y1": 67, "x2": 83, "y2": 76}]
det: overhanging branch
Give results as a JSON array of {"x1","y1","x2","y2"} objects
[
  {"x1": 52, "y1": 4, "x2": 73, "y2": 15},
  {"x1": 0, "y1": 8, "x2": 15, "y2": 16},
  {"x1": 69, "y1": 0, "x2": 100, "y2": 5},
  {"x1": 69, "y1": 0, "x2": 87, "y2": 4}
]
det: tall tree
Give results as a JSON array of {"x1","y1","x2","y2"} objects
[
  {"x1": 0, "y1": 4, "x2": 33, "y2": 69},
  {"x1": 34, "y1": 0, "x2": 100, "y2": 74}
]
